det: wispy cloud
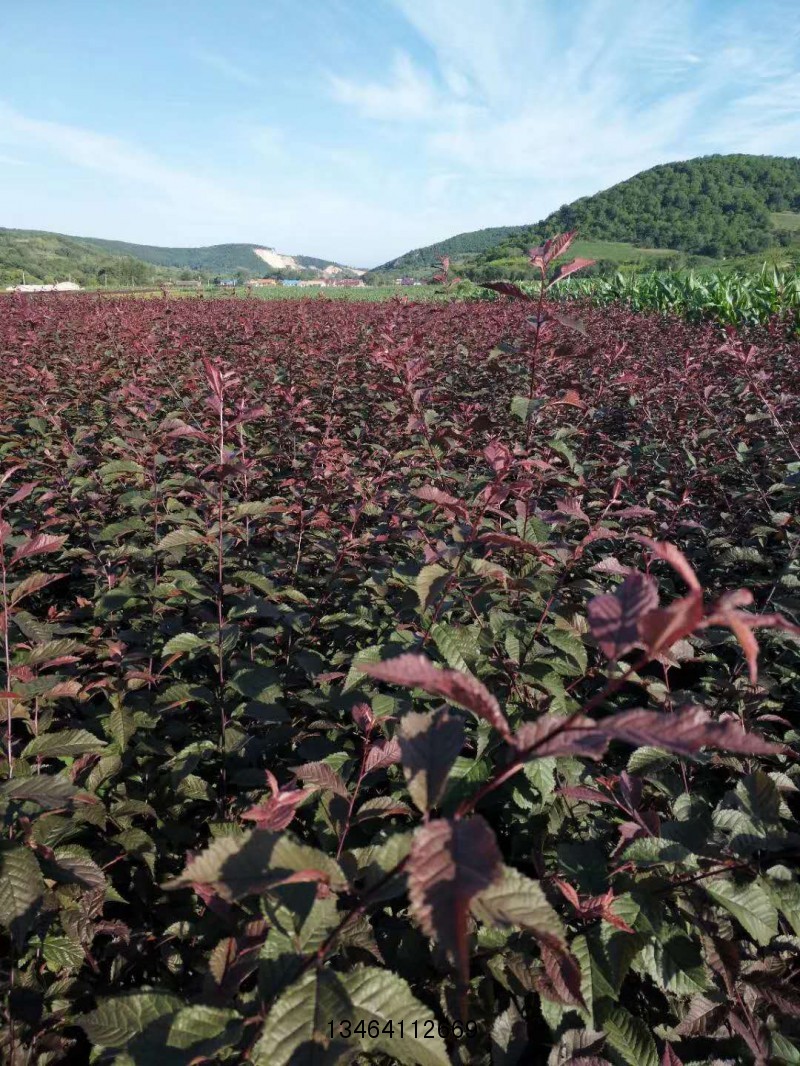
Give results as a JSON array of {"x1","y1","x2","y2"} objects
[
  {"x1": 0, "y1": 101, "x2": 241, "y2": 217},
  {"x1": 329, "y1": 52, "x2": 438, "y2": 122},
  {"x1": 191, "y1": 46, "x2": 262, "y2": 88},
  {"x1": 330, "y1": 0, "x2": 800, "y2": 215}
]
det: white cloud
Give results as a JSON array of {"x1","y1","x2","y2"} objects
[
  {"x1": 0, "y1": 102, "x2": 236, "y2": 216},
  {"x1": 329, "y1": 0, "x2": 800, "y2": 226},
  {"x1": 329, "y1": 51, "x2": 439, "y2": 122}
]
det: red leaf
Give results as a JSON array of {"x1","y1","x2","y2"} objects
[
  {"x1": 479, "y1": 281, "x2": 533, "y2": 301},
  {"x1": 547, "y1": 258, "x2": 596, "y2": 287},
  {"x1": 636, "y1": 537, "x2": 701, "y2": 592},
  {"x1": 602, "y1": 706, "x2": 783, "y2": 756},
  {"x1": 549, "y1": 309, "x2": 589, "y2": 336},
  {"x1": 362, "y1": 653, "x2": 511, "y2": 741},
  {"x1": 640, "y1": 594, "x2": 704, "y2": 656},
  {"x1": 408, "y1": 817, "x2": 502, "y2": 992},
  {"x1": 10, "y1": 533, "x2": 67, "y2": 565},
  {"x1": 588, "y1": 572, "x2": 660, "y2": 660},
  {"x1": 702, "y1": 601, "x2": 800, "y2": 685},
  {"x1": 292, "y1": 761, "x2": 349, "y2": 798},
  {"x1": 478, "y1": 532, "x2": 558, "y2": 567},
  {"x1": 363, "y1": 737, "x2": 402, "y2": 774},
  {"x1": 514, "y1": 715, "x2": 608, "y2": 759},
  {"x1": 414, "y1": 485, "x2": 470, "y2": 521},
  {"x1": 539, "y1": 943, "x2": 586, "y2": 1008},
  {"x1": 5, "y1": 482, "x2": 38, "y2": 506}
]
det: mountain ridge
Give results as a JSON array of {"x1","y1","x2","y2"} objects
[
  {"x1": 0, "y1": 228, "x2": 363, "y2": 287},
  {"x1": 371, "y1": 154, "x2": 800, "y2": 278}
]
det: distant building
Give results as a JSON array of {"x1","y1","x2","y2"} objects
[
  {"x1": 247, "y1": 277, "x2": 279, "y2": 287},
  {"x1": 297, "y1": 279, "x2": 326, "y2": 287},
  {"x1": 281, "y1": 279, "x2": 302, "y2": 287},
  {"x1": 7, "y1": 281, "x2": 82, "y2": 293},
  {"x1": 329, "y1": 278, "x2": 366, "y2": 288},
  {"x1": 395, "y1": 277, "x2": 421, "y2": 286},
  {"x1": 216, "y1": 278, "x2": 238, "y2": 287}
]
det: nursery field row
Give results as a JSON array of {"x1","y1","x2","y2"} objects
[{"x1": 0, "y1": 292, "x2": 799, "y2": 1064}]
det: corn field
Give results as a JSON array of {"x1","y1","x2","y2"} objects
[{"x1": 554, "y1": 264, "x2": 800, "y2": 326}]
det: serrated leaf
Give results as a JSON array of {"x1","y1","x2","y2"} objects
[
  {"x1": 157, "y1": 528, "x2": 205, "y2": 552},
  {"x1": 602, "y1": 1006, "x2": 658, "y2": 1066},
  {"x1": 362, "y1": 653, "x2": 510, "y2": 740},
  {"x1": 78, "y1": 991, "x2": 182, "y2": 1048},
  {"x1": 42, "y1": 933, "x2": 85, "y2": 972},
  {"x1": 10, "y1": 532, "x2": 67, "y2": 565},
  {"x1": 293, "y1": 761, "x2": 349, "y2": 798},
  {"x1": 430, "y1": 621, "x2": 479, "y2": 672},
  {"x1": 704, "y1": 878, "x2": 779, "y2": 946},
  {"x1": 161, "y1": 632, "x2": 209, "y2": 656},
  {"x1": 166, "y1": 1005, "x2": 241, "y2": 1051},
  {"x1": 342, "y1": 966, "x2": 450, "y2": 1065},
  {"x1": 251, "y1": 969, "x2": 353, "y2": 1066},
  {"x1": 164, "y1": 829, "x2": 348, "y2": 900},
  {"x1": 408, "y1": 816, "x2": 502, "y2": 984},
  {"x1": 0, "y1": 844, "x2": 45, "y2": 948},
  {"x1": 472, "y1": 864, "x2": 565, "y2": 945},
  {"x1": 416, "y1": 564, "x2": 448, "y2": 611},
  {"x1": 23, "y1": 729, "x2": 107, "y2": 759},
  {"x1": 491, "y1": 1001, "x2": 528, "y2": 1065},
  {"x1": 10, "y1": 571, "x2": 66, "y2": 606},
  {"x1": 398, "y1": 708, "x2": 464, "y2": 813},
  {"x1": 0, "y1": 774, "x2": 80, "y2": 809},
  {"x1": 588, "y1": 572, "x2": 659, "y2": 660}
]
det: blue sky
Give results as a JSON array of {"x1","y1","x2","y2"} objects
[{"x1": 1, "y1": 0, "x2": 798, "y2": 266}]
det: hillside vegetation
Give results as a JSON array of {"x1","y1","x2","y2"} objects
[
  {"x1": 0, "y1": 229, "x2": 344, "y2": 288},
  {"x1": 375, "y1": 154, "x2": 800, "y2": 278}
]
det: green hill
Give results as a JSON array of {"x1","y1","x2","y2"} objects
[
  {"x1": 373, "y1": 154, "x2": 800, "y2": 280},
  {"x1": 0, "y1": 229, "x2": 347, "y2": 288}
]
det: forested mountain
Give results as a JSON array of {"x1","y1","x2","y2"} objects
[
  {"x1": 376, "y1": 225, "x2": 529, "y2": 272},
  {"x1": 0, "y1": 229, "x2": 346, "y2": 287},
  {"x1": 376, "y1": 154, "x2": 800, "y2": 276}
]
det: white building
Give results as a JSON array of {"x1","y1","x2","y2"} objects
[{"x1": 6, "y1": 281, "x2": 82, "y2": 293}]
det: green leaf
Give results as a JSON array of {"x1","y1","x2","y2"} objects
[
  {"x1": 341, "y1": 966, "x2": 451, "y2": 1065},
  {"x1": 343, "y1": 645, "x2": 383, "y2": 693},
  {"x1": 0, "y1": 774, "x2": 80, "y2": 809},
  {"x1": 0, "y1": 844, "x2": 45, "y2": 948},
  {"x1": 78, "y1": 991, "x2": 182, "y2": 1049},
  {"x1": 166, "y1": 1005, "x2": 241, "y2": 1052},
  {"x1": 638, "y1": 932, "x2": 711, "y2": 994},
  {"x1": 398, "y1": 708, "x2": 465, "y2": 813},
  {"x1": 161, "y1": 632, "x2": 209, "y2": 656},
  {"x1": 430, "y1": 622, "x2": 478, "y2": 672},
  {"x1": 42, "y1": 934, "x2": 85, "y2": 972},
  {"x1": 704, "y1": 878, "x2": 779, "y2": 946},
  {"x1": 22, "y1": 638, "x2": 80, "y2": 666},
  {"x1": 543, "y1": 626, "x2": 588, "y2": 672},
  {"x1": 97, "y1": 459, "x2": 145, "y2": 481},
  {"x1": 511, "y1": 395, "x2": 540, "y2": 421},
  {"x1": 157, "y1": 528, "x2": 205, "y2": 552},
  {"x1": 23, "y1": 728, "x2": 107, "y2": 759},
  {"x1": 601, "y1": 1005, "x2": 658, "y2": 1066},
  {"x1": 164, "y1": 829, "x2": 347, "y2": 900},
  {"x1": 490, "y1": 1002, "x2": 528, "y2": 1065},
  {"x1": 416, "y1": 564, "x2": 448, "y2": 611},
  {"x1": 251, "y1": 969, "x2": 353, "y2": 1066},
  {"x1": 472, "y1": 864, "x2": 565, "y2": 944}
]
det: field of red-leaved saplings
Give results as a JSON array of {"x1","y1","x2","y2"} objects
[{"x1": 1, "y1": 252, "x2": 800, "y2": 1063}]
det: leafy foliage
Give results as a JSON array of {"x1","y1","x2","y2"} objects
[{"x1": 0, "y1": 278, "x2": 799, "y2": 1064}]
